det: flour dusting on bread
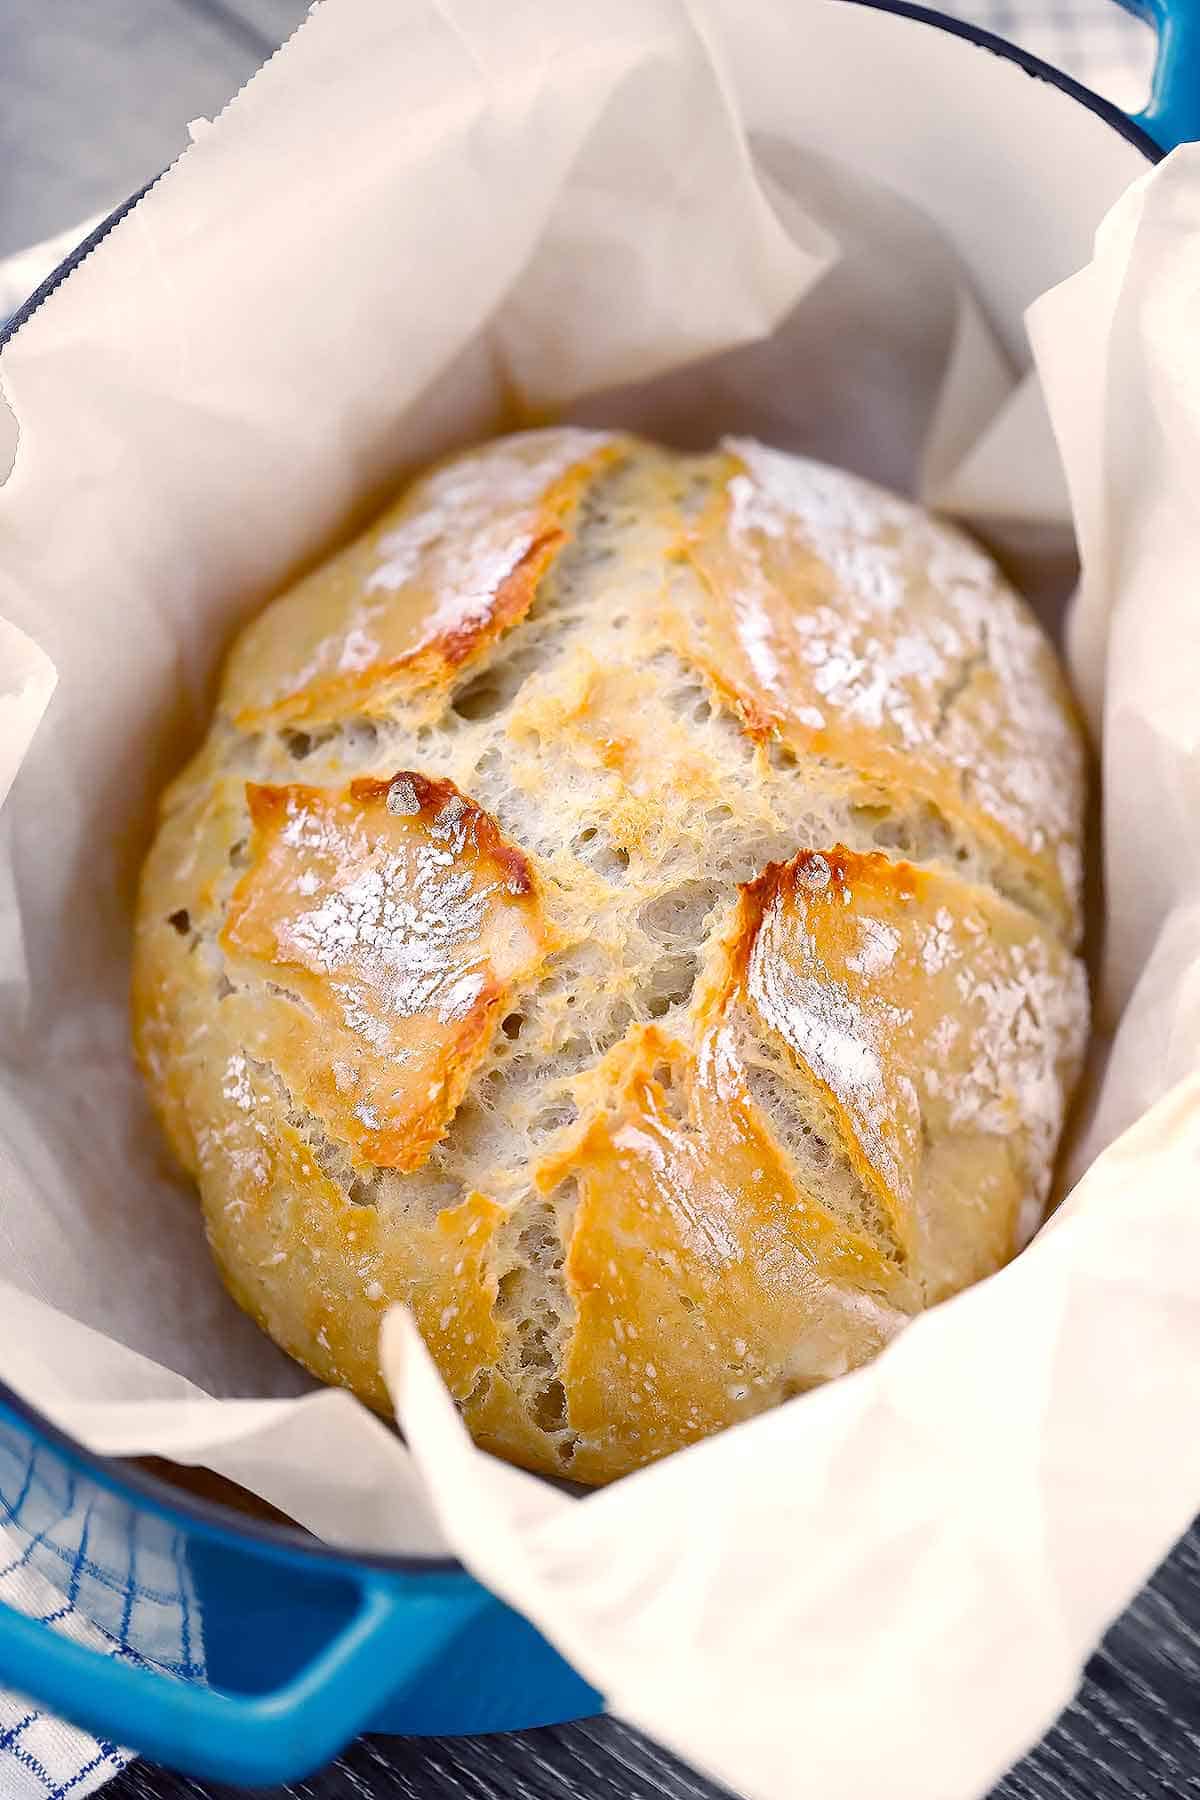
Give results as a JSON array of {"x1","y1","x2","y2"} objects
[{"x1": 132, "y1": 428, "x2": 1088, "y2": 1483}]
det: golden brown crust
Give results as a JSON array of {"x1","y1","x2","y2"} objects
[
  {"x1": 723, "y1": 846, "x2": 1087, "y2": 1293},
  {"x1": 543, "y1": 1026, "x2": 912, "y2": 1481},
  {"x1": 220, "y1": 773, "x2": 553, "y2": 1171},
  {"x1": 221, "y1": 429, "x2": 625, "y2": 729},
  {"x1": 197, "y1": 1052, "x2": 506, "y2": 1410},
  {"x1": 675, "y1": 441, "x2": 1087, "y2": 940},
  {"x1": 132, "y1": 428, "x2": 1089, "y2": 1485}
]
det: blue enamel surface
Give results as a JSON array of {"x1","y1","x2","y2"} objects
[
  {"x1": 0, "y1": 1395, "x2": 601, "y2": 1781},
  {"x1": 0, "y1": 0, "x2": 1190, "y2": 1782},
  {"x1": 1117, "y1": 0, "x2": 1200, "y2": 149}
]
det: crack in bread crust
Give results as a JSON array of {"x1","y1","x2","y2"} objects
[{"x1": 132, "y1": 428, "x2": 1089, "y2": 1484}]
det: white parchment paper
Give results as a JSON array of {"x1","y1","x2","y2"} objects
[{"x1": 1, "y1": 2, "x2": 1198, "y2": 1797}]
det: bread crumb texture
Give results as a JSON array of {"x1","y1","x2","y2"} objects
[{"x1": 133, "y1": 429, "x2": 1088, "y2": 1482}]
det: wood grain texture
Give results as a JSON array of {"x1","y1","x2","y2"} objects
[
  {"x1": 103, "y1": 1517, "x2": 1200, "y2": 1800},
  {"x1": 109, "y1": 1719, "x2": 735, "y2": 1800}
]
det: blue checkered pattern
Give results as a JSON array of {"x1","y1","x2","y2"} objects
[
  {"x1": 945, "y1": 0, "x2": 1156, "y2": 112},
  {"x1": 0, "y1": 4, "x2": 1153, "y2": 1794},
  {"x1": 0, "y1": 1425, "x2": 203, "y2": 1800}
]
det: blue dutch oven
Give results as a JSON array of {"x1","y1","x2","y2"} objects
[{"x1": 0, "y1": 0, "x2": 1197, "y2": 1785}]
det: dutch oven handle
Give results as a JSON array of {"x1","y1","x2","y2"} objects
[
  {"x1": 1116, "y1": 0, "x2": 1200, "y2": 149},
  {"x1": 0, "y1": 1565, "x2": 489, "y2": 1785}
]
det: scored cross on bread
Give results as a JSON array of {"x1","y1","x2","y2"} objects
[{"x1": 133, "y1": 428, "x2": 1088, "y2": 1482}]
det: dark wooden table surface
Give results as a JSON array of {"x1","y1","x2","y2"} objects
[
  {"x1": 4, "y1": 3, "x2": 1199, "y2": 1796},
  {"x1": 101, "y1": 1530, "x2": 1200, "y2": 1798}
]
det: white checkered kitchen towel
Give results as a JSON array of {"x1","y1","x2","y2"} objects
[
  {"x1": 953, "y1": 0, "x2": 1156, "y2": 112},
  {"x1": 0, "y1": 1424, "x2": 203, "y2": 1799},
  {"x1": 0, "y1": 1, "x2": 1156, "y2": 1792}
]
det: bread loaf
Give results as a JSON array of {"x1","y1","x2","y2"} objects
[{"x1": 132, "y1": 429, "x2": 1089, "y2": 1483}]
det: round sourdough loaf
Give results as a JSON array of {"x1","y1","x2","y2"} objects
[{"x1": 132, "y1": 429, "x2": 1089, "y2": 1483}]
